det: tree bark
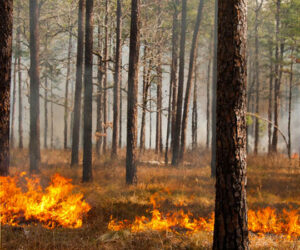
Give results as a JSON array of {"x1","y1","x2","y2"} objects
[
  {"x1": 103, "y1": 0, "x2": 108, "y2": 154},
  {"x1": 254, "y1": 0, "x2": 262, "y2": 155},
  {"x1": 112, "y1": 0, "x2": 122, "y2": 157},
  {"x1": 180, "y1": 0, "x2": 204, "y2": 160},
  {"x1": 71, "y1": 0, "x2": 85, "y2": 166},
  {"x1": 192, "y1": 62, "x2": 198, "y2": 150},
  {"x1": 170, "y1": 0, "x2": 180, "y2": 151},
  {"x1": 17, "y1": 15, "x2": 23, "y2": 149},
  {"x1": 213, "y1": 0, "x2": 249, "y2": 248},
  {"x1": 29, "y1": 0, "x2": 41, "y2": 174},
  {"x1": 126, "y1": 0, "x2": 140, "y2": 185},
  {"x1": 271, "y1": 0, "x2": 281, "y2": 153},
  {"x1": 82, "y1": 0, "x2": 94, "y2": 182},
  {"x1": 119, "y1": 55, "x2": 123, "y2": 149},
  {"x1": 0, "y1": 0, "x2": 13, "y2": 176},
  {"x1": 206, "y1": 31, "x2": 212, "y2": 149},
  {"x1": 64, "y1": 27, "x2": 73, "y2": 150},
  {"x1": 171, "y1": 0, "x2": 187, "y2": 166},
  {"x1": 288, "y1": 48, "x2": 294, "y2": 159},
  {"x1": 268, "y1": 44, "x2": 273, "y2": 155}
]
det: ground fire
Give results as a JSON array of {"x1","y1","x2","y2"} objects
[
  {"x1": 108, "y1": 193, "x2": 300, "y2": 240},
  {"x1": 0, "y1": 172, "x2": 91, "y2": 229}
]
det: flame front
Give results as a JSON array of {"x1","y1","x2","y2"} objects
[
  {"x1": 0, "y1": 172, "x2": 91, "y2": 229},
  {"x1": 108, "y1": 193, "x2": 300, "y2": 239}
]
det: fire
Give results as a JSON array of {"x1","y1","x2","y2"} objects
[
  {"x1": 0, "y1": 172, "x2": 91, "y2": 229},
  {"x1": 108, "y1": 193, "x2": 300, "y2": 239}
]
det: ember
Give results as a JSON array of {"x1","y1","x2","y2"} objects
[
  {"x1": 0, "y1": 172, "x2": 91, "y2": 229},
  {"x1": 108, "y1": 193, "x2": 300, "y2": 239}
]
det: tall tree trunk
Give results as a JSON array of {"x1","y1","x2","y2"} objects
[
  {"x1": 213, "y1": 0, "x2": 249, "y2": 248},
  {"x1": 82, "y1": 0, "x2": 94, "y2": 182},
  {"x1": 11, "y1": 56, "x2": 17, "y2": 148},
  {"x1": 112, "y1": 0, "x2": 122, "y2": 157},
  {"x1": 71, "y1": 0, "x2": 85, "y2": 166},
  {"x1": 288, "y1": 48, "x2": 294, "y2": 159},
  {"x1": 140, "y1": 47, "x2": 151, "y2": 152},
  {"x1": 171, "y1": 0, "x2": 187, "y2": 166},
  {"x1": 17, "y1": 16, "x2": 23, "y2": 149},
  {"x1": 155, "y1": 54, "x2": 162, "y2": 154},
  {"x1": 29, "y1": 0, "x2": 41, "y2": 174},
  {"x1": 44, "y1": 32, "x2": 48, "y2": 149},
  {"x1": 180, "y1": 0, "x2": 204, "y2": 160},
  {"x1": 50, "y1": 80, "x2": 54, "y2": 149},
  {"x1": 271, "y1": 0, "x2": 281, "y2": 153},
  {"x1": 126, "y1": 0, "x2": 140, "y2": 185},
  {"x1": 96, "y1": 22, "x2": 103, "y2": 156},
  {"x1": 0, "y1": 0, "x2": 13, "y2": 176},
  {"x1": 149, "y1": 88, "x2": 152, "y2": 149},
  {"x1": 192, "y1": 62, "x2": 198, "y2": 150},
  {"x1": 268, "y1": 44, "x2": 273, "y2": 155},
  {"x1": 119, "y1": 55, "x2": 123, "y2": 149},
  {"x1": 64, "y1": 28, "x2": 73, "y2": 150},
  {"x1": 170, "y1": 0, "x2": 180, "y2": 151},
  {"x1": 103, "y1": 0, "x2": 108, "y2": 154},
  {"x1": 254, "y1": 0, "x2": 262, "y2": 155}
]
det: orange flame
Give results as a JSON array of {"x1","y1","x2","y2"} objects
[
  {"x1": 0, "y1": 172, "x2": 91, "y2": 229},
  {"x1": 108, "y1": 193, "x2": 300, "y2": 239}
]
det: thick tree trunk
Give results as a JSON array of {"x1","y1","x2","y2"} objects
[
  {"x1": 180, "y1": 0, "x2": 204, "y2": 160},
  {"x1": 29, "y1": 0, "x2": 41, "y2": 174},
  {"x1": 268, "y1": 44, "x2": 273, "y2": 155},
  {"x1": 64, "y1": 29, "x2": 73, "y2": 150},
  {"x1": 213, "y1": 0, "x2": 249, "y2": 248},
  {"x1": 170, "y1": 0, "x2": 179, "y2": 151},
  {"x1": 103, "y1": 0, "x2": 108, "y2": 154},
  {"x1": 171, "y1": 0, "x2": 187, "y2": 166},
  {"x1": 211, "y1": 0, "x2": 217, "y2": 177},
  {"x1": 126, "y1": 0, "x2": 140, "y2": 185},
  {"x1": 71, "y1": 0, "x2": 85, "y2": 166},
  {"x1": 271, "y1": 0, "x2": 281, "y2": 153},
  {"x1": 82, "y1": 0, "x2": 94, "y2": 182},
  {"x1": 0, "y1": 0, "x2": 13, "y2": 176},
  {"x1": 112, "y1": 0, "x2": 122, "y2": 157}
]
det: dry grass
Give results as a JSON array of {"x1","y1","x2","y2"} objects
[{"x1": 1, "y1": 149, "x2": 300, "y2": 249}]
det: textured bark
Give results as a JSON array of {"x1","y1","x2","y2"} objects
[
  {"x1": 213, "y1": 0, "x2": 249, "y2": 248},
  {"x1": 64, "y1": 29, "x2": 73, "y2": 150},
  {"x1": 170, "y1": 0, "x2": 179, "y2": 151},
  {"x1": 112, "y1": 0, "x2": 122, "y2": 157},
  {"x1": 71, "y1": 0, "x2": 85, "y2": 166},
  {"x1": 254, "y1": 0, "x2": 262, "y2": 155},
  {"x1": 180, "y1": 0, "x2": 204, "y2": 159},
  {"x1": 17, "y1": 16, "x2": 23, "y2": 149},
  {"x1": 271, "y1": 0, "x2": 281, "y2": 153},
  {"x1": 82, "y1": 0, "x2": 93, "y2": 182},
  {"x1": 171, "y1": 0, "x2": 187, "y2": 166},
  {"x1": 103, "y1": 0, "x2": 108, "y2": 154},
  {"x1": 0, "y1": 0, "x2": 13, "y2": 176},
  {"x1": 29, "y1": 0, "x2": 41, "y2": 174},
  {"x1": 126, "y1": 0, "x2": 140, "y2": 185},
  {"x1": 211, "y1": 0, "x2": 218, "y2": 177},
  {"x1": 268, "y1": 44, "x2": 273, "y2": 154}
]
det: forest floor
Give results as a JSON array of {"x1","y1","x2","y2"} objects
[{"x1": 2, "y1": 149, "x2": 300, "y2": 249}]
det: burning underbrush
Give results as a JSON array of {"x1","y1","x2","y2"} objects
[
  {"x1": 0, "y1": 172, "x2": 91, "y2": 229},
  {"x1": 108, "y1": 192, "x2": 300, "y2": 240}
]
